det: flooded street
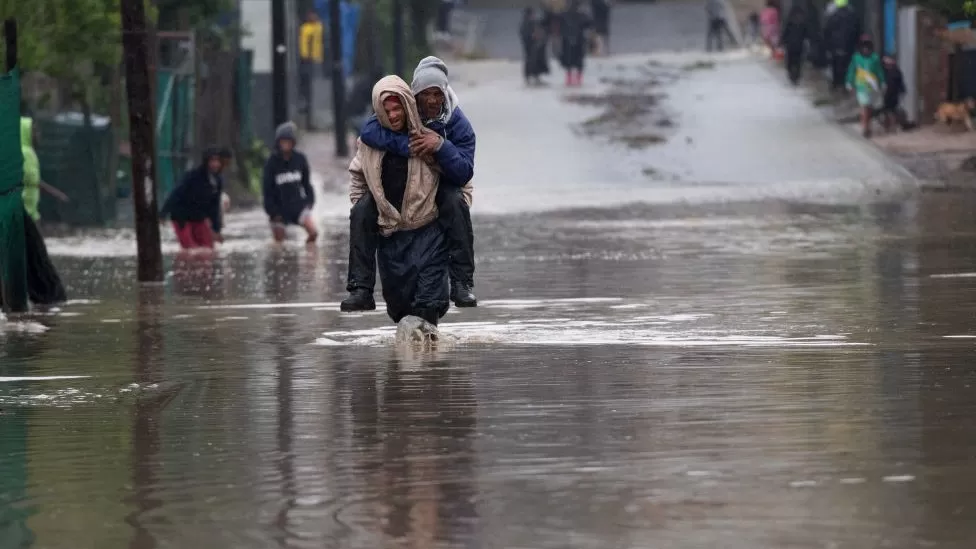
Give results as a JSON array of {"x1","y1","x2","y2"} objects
[{"x1": 5, "y1": 47, "x2": 976, "y2": 549}]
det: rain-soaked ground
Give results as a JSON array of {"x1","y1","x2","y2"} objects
[{"x1": 5, "y1": 48, "x2": 976, "y2": 547}]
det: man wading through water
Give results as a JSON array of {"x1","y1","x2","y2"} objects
[
  {"x1": 348, "y1": 75, "x2": 452, "y2": 325},
  {"x1": 341, "y1": 56, "x2": 476, "y2": 312}
]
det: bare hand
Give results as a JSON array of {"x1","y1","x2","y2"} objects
[
  {"x1": 213, "y1": 232, "x2": 224, "y2": 244},
  {"x1": 409, "y1": 131, "x2": 442, "y2": 157}
]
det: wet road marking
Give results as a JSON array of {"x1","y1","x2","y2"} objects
[
  {"x1": 931, "y1": 272, "x2": 976, "y2": 279},
  {"x1": 883, "y1": 475, "x2": 916, "y2": 483},
  {"x1": 0, "y1": 376, "x2": 91, "y2": 382}
]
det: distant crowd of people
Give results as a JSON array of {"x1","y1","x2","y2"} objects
[
  {"x1": 519, "y1": 0, "x2": 613, "y2": 87},
  {"x1": 742, "y1": 0, "x2": 911, "y2": 137}
]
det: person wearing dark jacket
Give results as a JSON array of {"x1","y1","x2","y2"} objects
[
  {"x1": 348, "y1": 76, "x2": 451, "y2": 325},
  {"x1": 881, "y1": 55, "x2": 910, "y2": 132},
  {"x1": 262, "y1": 122, "x2": 318, "y2": 244},
  {"x1": 342, "y1": 57, "x2": 477, "y2": 312},
  {"x1": 823, "y1": 0, "x2": 860, "y2": 91},
  {"x1": 560, "y1": 0, "x2": 592, "y2": 86},
  {"x1": 780, "y1": 6, "x2": 808, "y2": 85},
  {"x1": 160, "y1": 147, "x2": 226, "y2": 249},
  {"x1": 520, "y1": 7, "x2": 550, "y2": 85}
]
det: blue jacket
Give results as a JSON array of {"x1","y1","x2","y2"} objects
[
  {"x1": 360, "y1": 107, "x2": 476, "y2": 188},
  {"x1": 160, "y1": 164, "x2": 224, "y2": 233}
]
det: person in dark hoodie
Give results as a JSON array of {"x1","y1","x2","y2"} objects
[
  {"x1": 160, "y1": 147, "x2": 226, "y2": 250},
  {"x1": 263, "y1": 122, "x2": 318, "y2": 244},
  {"x1": 559, "y1": 0, "x2": 592, "y2": 86},
  {"x1": 342, "y1": 57, "x2": 476, "y2": 312},
  {"x1": 823, "y1": 0, "x2": 860, "y2": 92},
  {"x1": 520, "y1": 6, "x2": 550, "y2": 86},
  {"x1": 780, "y1": 5, "x2": 808, "y2": 85},
  {"x1": 348, "y1": 75, "x2": 451, "y2": 326}
]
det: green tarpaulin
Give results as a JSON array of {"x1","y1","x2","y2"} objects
[{"x1": 0, "y1": 68, "x2": 27, "y2": 313}]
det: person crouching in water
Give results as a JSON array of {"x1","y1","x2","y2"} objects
[
  {"x1": 263, "y1": 122, "x2": 318, "y2": 243},
  {"x1": 348, "y1": 76, "x2": 450, "y2": 325},
  {"x1": 846, "y1": 35, "x2": 885, "y2": 138},
  {"x1": 160, "y1": 147, "x2": 226, "y2": 250}
]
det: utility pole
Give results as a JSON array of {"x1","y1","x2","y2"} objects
[
  {"x1": 271, "y1": 0, "x2": 289, "y2": 128},
  {"x1": 120, "y1": 0, "x2": 164, "y2": 283},
  {"x1": 329, "y1": 0, "x2": 348, "y2": 157},
  {"x1": 1, "y1": 18, "x2": 28, "y2": 313},
  {"x1": 392, "y1": 0, "x2": 405, "y2": 77}
]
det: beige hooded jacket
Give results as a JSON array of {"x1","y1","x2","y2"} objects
[{"x1": 348, "y1": 76, "x2": 441, "y2": 236}]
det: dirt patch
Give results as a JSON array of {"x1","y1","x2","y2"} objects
[
  {"x1": 682, "y1": 60, "x2": 715, "y2": 71},
  {"x1": 614, "y1": 133, "x2": 667, "y2": 149},
  {"x1": 564, "y1": 68, "x2": 677, "y2": 148}
]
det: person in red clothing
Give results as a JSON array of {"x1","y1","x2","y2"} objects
[{"x1": 160, "y1": 147, "x2": 226, "y2": 249}]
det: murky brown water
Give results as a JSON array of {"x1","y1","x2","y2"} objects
[{"x1": 3, "y1": 189, "x2": 976, "y2": 548}]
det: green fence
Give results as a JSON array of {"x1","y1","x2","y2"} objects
[
  {"x1": 32, "y1": 49, "x2": 255, "y2": 227},
  {"x1": 35, "y1": 114, "x2": 115, "y2": 227},
  {"x1": 155, "y1": 68, "x2": 195, "y2": 200}
]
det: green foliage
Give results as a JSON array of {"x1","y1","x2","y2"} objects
[{"x1": 0, "y1": 1, "x2": 122, "y2": 88}]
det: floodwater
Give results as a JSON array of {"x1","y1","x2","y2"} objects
[
  {"x1": 4, "y1": 189, "x2": 976, "y2": 548},
  {"x1": 3, "y1": 50, "x2": 976, "y2": 547}
]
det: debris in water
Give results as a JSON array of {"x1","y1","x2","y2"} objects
[
  {"x1": 683, "y1": 60, "x2": 715, "y2": 71},
  {"x1": 614, "y1": 133, "x2": 666, "y2": 149}
]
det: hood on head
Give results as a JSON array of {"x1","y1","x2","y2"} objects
[
  {"x1": 415, "y1": 56, "x2": 449, "y2": 78},
  {"x1": 20, "y1": 117, "x2": 32, "y2": 148},
  {"x1": 202, "y1": 146, "x2": 223, "y2": 165},
  {"x1": 275, "y1": 121, "x2": 298, "y2": 146},
  {"x1": 371, "y1": 75, "x2": 423, "y2": 132},
  {"x1": 412, "y1": 56, "x2": 461, "y2": 114}
]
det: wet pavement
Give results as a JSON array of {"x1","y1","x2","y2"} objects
[{"x1": 6, "y1": 36, "x2": 976, "y2": 549}]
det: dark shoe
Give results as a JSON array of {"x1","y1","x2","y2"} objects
[
  {"x1": 451, "y1": 283, "x2": 478, "y2": 308},
  {"x1": 340, "y1": 289, "x2": 376, "y2": 312}
]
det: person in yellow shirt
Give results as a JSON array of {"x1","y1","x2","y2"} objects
[{"x1": 299, "y1": 11, "x2": 323, "y2": 109}]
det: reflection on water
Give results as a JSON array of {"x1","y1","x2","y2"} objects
[{"x1": 5, "y1": 194, "x2": 976, "y2": 546}]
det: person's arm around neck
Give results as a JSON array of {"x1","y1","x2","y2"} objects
[{"x1": 360, "y1": 115, "x2": 412, "y2": 156}]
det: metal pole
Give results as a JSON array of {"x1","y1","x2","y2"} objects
[
  {"x1": 329, "y1": 0, "x2": 349, "y2": 157},
  {"x1": 272, "y1": 0, "x2": 289, "y2": 128},
  {"x1": 120, "y1": 0, "x2": 164, "y2": 283},
  {"x1": 392, "y1": 0, "x2": 405, "y2": 77}
]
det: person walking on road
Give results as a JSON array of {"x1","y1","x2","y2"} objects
[
  {"x1": 160, "y1": 147, "x2": 227, "y2": 250},
  {"x1": 705, "y1": 0, "x2": 737, "y2": 52},
  {"x1": 760, "y1": 0, "x2": 781, "y2": 53},
  {"x1": 299, "y1": 10, "x2": 324, "y2": 112},
  {"x1": 347, "y1": 76, "x2": 451, "y2": 326},
  {"x1": 846, "y1": 35, "x2": 885, "y2": 138},
  {"x1": 780, "y1": 5, "x2": 808, "y2": 84},
  {"x1": 263, "y1": 122, "x2": 319, "y2": 244},
  {"x1": 824, "y1": 0, "x2": 860, "y2": 92},
  {"x1": 342, "y1": 57, "x2": 477, "y2": 312},
  {"x1": 590, "y1": 0, "x2": 611, "y2": 55},
  {"x1": 520, "y1": 7, "x2": 550, "y2": 85},
  {"x1": 559, "y1": 0, "x2": 592, "y2": 86}
]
